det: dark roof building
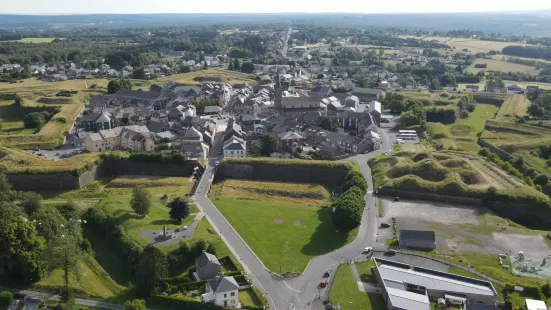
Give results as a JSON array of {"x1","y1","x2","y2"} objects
[{"x1": 399, "y1": 230, "x2": 436, "y2": 251}]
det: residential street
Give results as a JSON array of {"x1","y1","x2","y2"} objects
[{"x1": 193, "y1": 127, "x2": 393, "y2": 310}]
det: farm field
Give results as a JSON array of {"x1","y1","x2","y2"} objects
[
  {"x1": 495, "y1": 94, "x2": 530, "y2": 120},
  {"x1": 466, "y1": 58, "x2": 539, "y2": 74},
  {"x1": 328, "y1": 264, "x2": 387, "y2": 310},
  {"x1": 6, "y1": 37, "x2": 62, "y2": 43},
  {"x1": 210, "y1": 180, "x2": 353, "y2": 274},
  {"x1": 395, "y1": 36, "x2": 535, "y2": 53}
]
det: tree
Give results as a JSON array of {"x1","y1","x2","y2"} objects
[
  {"x1": 24, "y1": 112, "x2": 46, "y2": 129},
  {"x1": 261, "y1": 134, "x2": 277, "y2": 156},
  {"x1": 43, "y1": 232, "x2": 82, "y2": 299},
  {"x1": 0, "y1": 205, "x2": 44, "y2": 284},
  {"x1": 227, "y1": 61, "x2": 234, "y2": 71},
  {"x1": 383, "y1": 92, "x2": 406, "y2": 113},
  {"x1": 534, "y1": 174, "x2": 549, "y2": 186},
  {"x1": 0, "y1": 292, "x2": 13, "y2": 309},
  {"x1": 125, "y1": 299, "x2": 147, "y2": 310},
  {"x1": 343, "y1": 171, "x2": 368, "y2": 193},
  {"x1": 21, "y1": 192, "x2": 43, "y2": 215},
  {"x1": 133, "y1": 68, "x2": 146, "y2": 80},
  {"x1": 232, "y1": 59, "x2": 241, "y2": 71},
  {"x1": 168, "y1": 197, "x2": 190, "y2": 224},
  {"x1": 430, "y1": 79, "x2": 440, "y2": 90},
  {"x1": 240, "y1": 62, "x2": 254, "y2": 73},
  {"x1": 180, "y1": 65, "x2": 191, "y2": 73},
  {"x1": 332, "y1": 187, "x2": 364, "y2": 231},
  {"x1": 131, "y1": 185, "x2": 152, "y2": 217},
  {"x1": 107, "y1": 79, "x2": 133, "y2": 94},
  {"x1": 203, "y1": 62, "x2": 208, "y2": 70},
  {"x1": 136, "y1": 245, "x2": 168, "y2": 297},
  {"x1": 32, "y1": 205, "x2": 67, "y2": 240}
]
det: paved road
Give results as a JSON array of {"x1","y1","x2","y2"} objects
[
  {"x1": 281, "y1": 27, "x2": 292, "y2": 59},
  {"x1": 0, "y1": 286, "x2": 124, "y2": 310},
  {"x1": 193, "y1": 127, "x2": 393, "y2": 309}
]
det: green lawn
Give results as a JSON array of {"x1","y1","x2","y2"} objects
[
  {"x1": 329, "y1": 264, "x2": 387, "y2": 310},
  {"x1": 355, "y1": 261, "x2": 376, "y2": 283},
  {"x1": 0, "y1": 100, "x2": 35, "y2": 134},
  {"x1": 238, "y1": 289, "x2": 263, "y2": 307},
  {"x1": 213, "y1": 197, "x2": 352, "y2": 274},
  {"x1": 9, "y1": 37, "x2": 62, "y2": 43}
]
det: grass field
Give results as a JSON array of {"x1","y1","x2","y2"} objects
[
  {"x1": 6, "y1": 37, "x2": 62, "y2": 43},
  {"x1": 0, "y1": 100, "x2": 34, "y2": 134},
  {"x1": 156, "y1": 68, "x2": 255, "y2": 86},
  {"x1": 36, "y1": 255, "x2": 125, "y2": 298},
  {"x1": 395, "y1": 36, "x2": 536, "y2": 54},
  {"x1": 495, "y1": 95, "x2": 530, "y2": 120},
  {"x1": 328, "y1": 264, "x2": 387, "y2": 310},
  {"x1": 467, "y1": 58, "x2": 539, "y2": 74}
]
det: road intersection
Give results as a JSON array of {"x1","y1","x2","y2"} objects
[{"x1": 193, "y1": 127, "x2": 392, "y2": 309}]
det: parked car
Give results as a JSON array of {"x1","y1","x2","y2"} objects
[{"x1": 380, "y1": 223, "x2": 390, "y2": 228}]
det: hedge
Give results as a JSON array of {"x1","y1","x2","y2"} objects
[{"x1": 176, "y1": 280, "x2": 208, "y2": 292}]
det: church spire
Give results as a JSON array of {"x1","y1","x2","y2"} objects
[{"x1": 275, "y1": 66, "x2": 281, "y2": 90}]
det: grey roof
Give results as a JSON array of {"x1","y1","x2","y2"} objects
[
  {"x1": 113, "y1": 88, "x2": 160, "y2": 100},
  {"x1": 147, "y1": 121, "x2": 168, "y2": 133},
  {"x1": 207, "y1": 276, "x2": 239, "y2": 294},
  {"x1": 399, "y1": 230, "x2": 435, "y2": 243},
  {"x1": 278, "y1": 131, "x2": 304, "y2": 140},
  {"x1": 196, "y1": 251, "x2": 220, "y2": 269},
  {"x1": 203, "y1": 105, "x2": 222, "y2": 113},
  {"x1": 352, "y1": 88, "x2": 384, "y2": 95},
  {"x1": 376, "y1": 260, "x2": 496, "y2": 297},
  {"x1": 182, "y1": 127, "x2": 203, "y2": 140},
  {"x1": 224, "y1": 139, "x2": 246, "y2": 151}
]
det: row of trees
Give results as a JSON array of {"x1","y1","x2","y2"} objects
[{"x1": 332, "y1": 171, "x2": 368, "y2": 231}]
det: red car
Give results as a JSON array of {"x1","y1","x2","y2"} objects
[{"x1": 319, "y1": 280, "x2": 328, "y2": 288}]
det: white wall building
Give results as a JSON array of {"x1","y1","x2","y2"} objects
[
  {"x1": 84, "y1": 125, "x2": 154, "y2": 152},
  {"x1": 201, "y1": 276, "x2": 239, "y2": 308}
]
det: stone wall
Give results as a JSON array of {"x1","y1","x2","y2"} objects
[
  {"x1": 7, "y1": 173, "x2": 81, "y2": 190},
  {"x1": 6, "y1": 159, "x2": 203, "y2": 191},
  {"x1": 377, "y1": 188, "x2": 485, "y2": 206},
  {"x1": 216, "y1": 162, "x2": 350, "y2": 186}
]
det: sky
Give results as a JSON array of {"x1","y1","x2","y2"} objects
[{"x1": 3, "y1": 0, "x2": 551, "y2": 15}]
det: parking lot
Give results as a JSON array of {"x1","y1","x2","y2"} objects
[{"x1": 24, "y1": 147, "x2": 85, "y2": 161}]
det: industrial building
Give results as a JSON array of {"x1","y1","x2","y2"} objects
[{"x1": 373, "y1": 258, "x2": 498, "y2": 310}]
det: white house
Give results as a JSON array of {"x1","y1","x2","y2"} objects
[
  {"x1": 201, "y1": 276, "x2": 239, "y2": 308},
  {"x1": 223, "y1": 137, "x2": 246, "y2": 158},
  {"x1": 506, "y1": 84, "x2": 523, "y2": 94}
]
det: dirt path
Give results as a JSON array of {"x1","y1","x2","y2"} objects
[{"x1": 451, "y1": 153, "x2": 524, "y2": 189}]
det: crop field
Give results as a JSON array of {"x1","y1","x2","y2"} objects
[
  {"x1": 156, "y1": 68, "x2": 256, "y2": 86},
  {"x1": 395, "y1": 36, "x2": 535, "y2": 53},
  {"x1": 466, "y1": 58, "x2": 539, "y2": 74},
  {"x1": 495, "y1": 95, "x2": 530, "y2": 120},
  {"x1": 210, "y1": 180, "x2": 353, "y2": 274}
]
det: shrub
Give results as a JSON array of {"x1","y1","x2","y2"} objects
[
  {"x1": 534, "y1": 174, "x2": 549, "y2": 186},
  {"x1": 24, "y1": 112, "x2": 46, "y2": 128},
  {"x1": 0, "y1": 291, "x2": 13, "y2": 309},
  {"x1": 460, "y1": 110, "x2": 469, "y2": 118}
]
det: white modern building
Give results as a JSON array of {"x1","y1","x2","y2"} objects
[{"x1": 373, "y1": 258, "x2": 498, "y2": 310}]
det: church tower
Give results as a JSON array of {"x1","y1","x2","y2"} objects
[{"x1": 274, "y1": 67, "x2": 283, "y2": 111}]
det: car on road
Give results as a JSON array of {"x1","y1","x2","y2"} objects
[
  {"x1": 215, "y1": 161, "x2": 220, "y2": 166},
  {"x1": 319, "y1": 279, "x2": 328, "y2": 288},
  {"x1": 323, "y1": 271, "x2": 330, "y2": 278},
  {"x1": 362, "y1": 247, "x2": 373, "y2": 254},
  {"x1": 380, "y1": 223, "x2": 390, "y2": 228}
]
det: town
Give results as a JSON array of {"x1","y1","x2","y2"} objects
[{"x1": 2, "y1": 10, "x2": 551, "y2": 310}]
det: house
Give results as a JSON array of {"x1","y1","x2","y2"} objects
[
  {"x1": 374, "y1": 258, "x2": 498, "y2": 310},
  {"x1": 379, "y1": 80, "x2": 390, "y2": 89},
  {"x1": 80, "y1": 111, "x2": 116, "y2": 132},
  {"x1": 351, "y1": 88, "x2": 385, "y2": 102},
  {"x1": 201, "y1": 276, "x2": 239, "y2": 308},
  {"x1": 368, "y1": 101, "x2": 382, "y2": 126},
  {"x1": 525, "y1": 299, "x2": 547, "y2": 310},
  {"x1": 203, "y1": 105, "x2": 222, "y2": 115},
  {"x1": 506, "y1": 84, "x2": 523, "y2": 94},
  {"x1": 322, "y1": 96, "x2": 342, "y2": 115},
  {"x1": 486, "y1": 85, "x2": 506, "y2": 93},
  {"x1": 84, "y1": 125, "x2": 154, "y2": 152},
  {"x1": 406, "y1": 82, "x2": 418, "y2": 90},
  {"x1": 277, "y1": 131, "x2": 305, "y2": 153},
  {"x1": 179, "y1": 127, "x2": 210, "y2": 159},
  {"x1": 195, "y1": 251, "x2": 221, "y2": 280},
  {"x1": 466, "y1": 85, "x2": 480, "y2": 92},
  {"x1": 223, "y1": 136, "x2": 246, "y2": 158},
  {"x1": 399, "y1": 230, "x2": 436, "y2": 251},
  {"x1": 444, "y1": 84, "x2": 459, "y2": 92}
]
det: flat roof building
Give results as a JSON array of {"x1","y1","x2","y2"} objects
[{"x1": 373, "y1": 258, "x2": 497, "y2": 310}]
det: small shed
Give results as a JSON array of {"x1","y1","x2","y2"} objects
[
  {"x1": 399, "y1": 230, "x2": 436, "y2": 251},
  {"x1": 525, "y1": 299, "x2": 547, "y2": 310}
]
